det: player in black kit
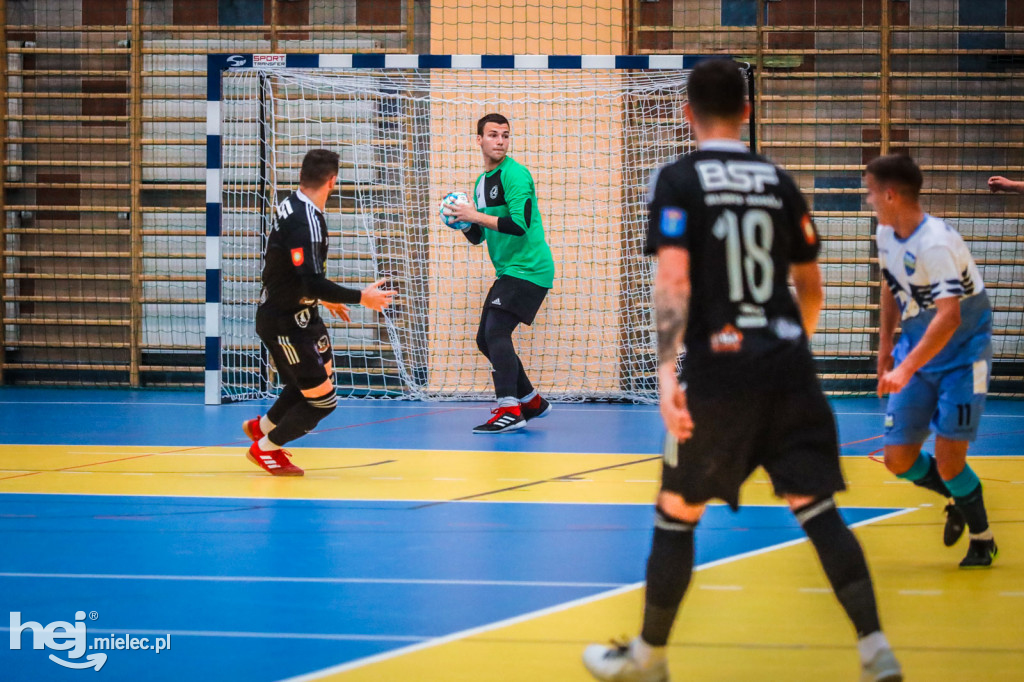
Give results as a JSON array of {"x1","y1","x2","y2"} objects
[
  {"x1": 242, "y1": 149, "x2": 396, "y2": 476},
  {"x1": 582, "y1": 60, "x2": 902, "y2": 682}
]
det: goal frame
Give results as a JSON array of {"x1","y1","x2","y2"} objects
[{"x1": 204, "y1": 53, "x2": 712, "y2": 405}]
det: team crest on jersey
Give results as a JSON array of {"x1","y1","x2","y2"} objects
[
  {"x1": 294, "y1": 308, "x2": 311, "y2": 328},
  {"x1": 903, "y1": 251, "x2": 916, "y2": 275},
  {"x1": 316, "y1": 335, "x2": 330, "y2": 353},
  {"x1": 489, "y1": 185, "x2": 499, "y2": 200},
  {"x1": 710, "y1": 324, "x2": 743, "y2": 353},
  {"x1": 291, "y1": 247, "x2": 305, "y2": 267},
  {"x1": 660, "y1": 207, "x2": 686, "y2": 238}
]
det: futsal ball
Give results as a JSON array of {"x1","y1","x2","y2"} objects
[{"x1": 439, "y1": 191, "x2": 472, "y2": 230}]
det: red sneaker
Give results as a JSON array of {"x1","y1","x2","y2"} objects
[
  {"x1": 472, "y1": 405, "x2": 526, "y2": 434},
  {"x1": 242, "y1": 416, "x2": 265, "y2": 442},
  {"x1": 246, "y1": 442, "x2": 304, "y2": 476}
]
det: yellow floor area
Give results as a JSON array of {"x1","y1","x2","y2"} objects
[{"x1": 2, "y1": 445, "x2": 1021, "y2": 681}]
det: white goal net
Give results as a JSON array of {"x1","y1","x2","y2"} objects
[{"x1": 216, "y1": 64, "x2": 694, "y2": 402}]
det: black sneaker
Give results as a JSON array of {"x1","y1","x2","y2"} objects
[
  {"x1": 943, "y1": 503, "x2": 966, "y2": 547},
  {"x1": 959, "y1": 538, "x2": 997, "y2": 568},
  {"x1": 472, "y1": 406, "x2": 526, "y2": 434},
  {"x1": 521, "y1": 394, "x2": 552, "y2": 421}
]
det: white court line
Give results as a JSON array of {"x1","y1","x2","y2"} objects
[
  {"x1": 0, "y1": 572, "x2": 628, "y2": 590},
  {"x1": 898, "y1": 589, "x2": 942, "y2": 596},
  {"x1": 699, "y1": 584, "x2": 743, "y2": 591},
  {"x1": 278, "y1": 506, "x2": 917, "y2": 682},
  {"x1": 0, "y1": 627, "x2": 425, "y2": 643}
]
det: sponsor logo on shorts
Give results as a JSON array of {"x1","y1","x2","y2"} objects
[
  {"x1": 294, "y1": 308, "x2": 311, "y2": 329},
  {"x1": 903, "y1": 251, "x2": 916, "y2": 276},
  {"x1": 884, "y1": 413, "x2": 895, "y2": 430},
  {"x1": 291, "y1": 248, "x2": 304, "y2": 267},
  {"x1": 316, "y1": 335, "x2": 330, "y2": 353},
  {"x1": 710, "y1": 324, "x2": 743, "y2": 353}
]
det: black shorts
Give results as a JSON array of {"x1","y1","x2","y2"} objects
[
  {"x1": 255, "y1": 305, "x2": 333, "y2": 390},
  {"x1": 661, "y1": 378, "x2": 845, "y2": 510},
  {"x1": 483, "y1": 275, "x2": 549, "y2": 325}
]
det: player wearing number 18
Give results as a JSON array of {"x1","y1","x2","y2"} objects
[{"x1": 581, "y1": 59, "x2": 901, "y2": 682}]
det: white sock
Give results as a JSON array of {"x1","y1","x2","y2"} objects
[
  {"x1": 259, "y1": 415, "x2": 276, "y2": 435},
  {"x1": 519, "y1": 389, "x2": 538, "y2": 403},
  {"x1": 857, "y1": 631, "x2": 889, "y2": 665},
  {"x1": 630, "y1": 637, "x2": 665, "y2": 668},
  {"x1": 257, "y1": 435, "x2": 280, "y2": 452},
  {"x1": 970, "y1": 529, "x2": 994, "y2": 541},
  {"x1": 497, "y1": 396, "x2": 519, "y2": 409}
]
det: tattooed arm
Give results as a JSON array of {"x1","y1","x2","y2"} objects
[{"x1": 655, "y1": 246, "x2": 694, "y2": 441}]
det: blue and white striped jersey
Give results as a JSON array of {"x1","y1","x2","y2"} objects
[{"x1": 876, "y1": 214, "x2": 991, "y2": 371}]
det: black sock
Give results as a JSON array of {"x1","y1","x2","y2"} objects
[
  {"x1": 267, "y1": 394, "x2": 336, "y2": 446},
  {"x1": 640, "y1": 510, "x2": 696, "y2": 647},
  {"x1": 482, "y1": 308, "x2": 522, "y2": 400},
  {"x1": 266, "y1": 384, "x2": 304, "y2": 425},
  {"x1": 796, "y1": 498, "x2": 881, "y2": 638},
  {"x1": 953, "y1": 483, "x2": 990, "y2": 535},
  {"x1": 911, "y1": 453, "x2": 952, "y2": 498},
  {"x1": 515, "y1": 358, "x2": 534, "y2": 399}
]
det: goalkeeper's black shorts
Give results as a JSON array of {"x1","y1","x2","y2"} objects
[{"x1": 482, "y1": 275, "x2": 549, "y2": 325}]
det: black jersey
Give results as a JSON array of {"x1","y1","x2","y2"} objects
[
  {"x1": 646, "y1": 140, "x2": 820, "y2": 388},
  {"x1": 260, "y1": 190, "x2": 330, "y2": 315}
]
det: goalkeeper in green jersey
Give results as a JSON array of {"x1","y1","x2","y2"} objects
[{"x1": 445, "y1": 113, "x2": 556, "y2": 433}]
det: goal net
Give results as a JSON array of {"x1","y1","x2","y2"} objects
[{"x1": 210, "y1": 56, "x2": 699, "y2": 404}]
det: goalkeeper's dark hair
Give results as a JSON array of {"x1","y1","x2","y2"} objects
[
  {"x1": 866, "y1": 153, "x2": 923, "y2": 200},
  {"x1": 686, "y1": 58, "x2": 747, "y2": 121},
  {"x1": 477, "y1": 113, "x2": 510, "y2": 136},
  {"x1": 299, "y1": 149, "x2": 340, "y2": 188}
]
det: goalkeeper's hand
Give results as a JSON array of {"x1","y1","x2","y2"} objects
[
  {"x1": 360, "y1": 278, "x2": 397, "y2": 312},
  {"x1": 322, "y1": 301, "x2": 351, "y2": 322}
]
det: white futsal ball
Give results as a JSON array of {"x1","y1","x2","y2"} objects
[{"x1": 439, "y1": 191, "x2": 472, "y2": 230}]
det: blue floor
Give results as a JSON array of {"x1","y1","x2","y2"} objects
[
  {"x1": 0, "y1": 493, "x2": 897, "y2": 682},
  {"x1": 0, "y1": 387, "x2": 1019, "y2": 456}
]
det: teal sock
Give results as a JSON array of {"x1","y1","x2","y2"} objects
[{"x1": 944, "y1": 465, "x2": 980, "y2": 498}]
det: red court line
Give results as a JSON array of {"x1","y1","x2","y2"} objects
[{"x1": 0, "y1": 408, "x2": 461, "y2": 482}]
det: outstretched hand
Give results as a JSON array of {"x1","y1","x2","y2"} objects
[
  {"x1": 321, "y1": 301, "x2": 351, "y2": 322},
  {"x1": 988, "y1": 176, "x2": 1022, "y2": 194},
  {"x1": 360, "y1": 278, "x2": 397, "y2": 312}
]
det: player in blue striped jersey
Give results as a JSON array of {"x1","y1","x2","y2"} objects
[{"x1": 867, "y1": 153, "x2": 997, "y2": 567}]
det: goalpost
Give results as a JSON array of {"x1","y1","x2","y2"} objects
[{"x1": 205, "y1": 54, "x2": 707, "y2": 405}]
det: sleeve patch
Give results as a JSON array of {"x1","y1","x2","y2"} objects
[
  {"x1": 801, "y1": 214, "x2": 817, "y2": 245},
  {"x1": 291, "y1": 247, "x2": 305, "y2": 267},
  {"x1": 660, "y1": 207, "x2": 686, "y2": 238}
]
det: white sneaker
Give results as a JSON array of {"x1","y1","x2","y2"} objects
[
  {"x1": 860, "y1": 647, "x2": 902, "y2": 682},
  {"x1": 582, "y1": 639, "x2": 669, "y2": 682}
]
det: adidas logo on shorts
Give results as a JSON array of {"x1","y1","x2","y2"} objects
[{"x1": 491, "y1": 297, "x2": 501, "y2": 305}]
